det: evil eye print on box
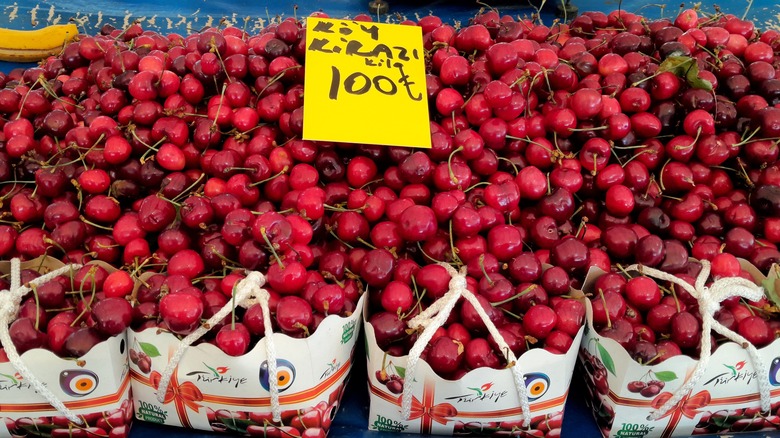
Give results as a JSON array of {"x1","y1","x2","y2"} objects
[
  {"x1": 770, "y1": 357, "x2": 780, "y2": 386},
  {"x1": 260, "y1": 359, "x2": 296, "y2": 392},
  {"x1": 60, "y1": 370, "x2": 99, "y2": 397},
  {"x1": 524, "y1": 373, "x2": 550, "y2": 401}
]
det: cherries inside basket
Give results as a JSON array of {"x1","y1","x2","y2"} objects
[{"x1": 1, "y1": 3, "x2": 780, "y2": 365}]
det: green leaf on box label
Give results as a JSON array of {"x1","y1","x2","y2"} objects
[
  {"x1": 139, "y1": 342, "x2": 161, "y2": 358},
  {"x1": 220, "y1": 417, "x2": 254, "y2": 434},
  {"x1": 394, "y1": 365, "x2": 406, "y2": 379},
  {"x1": 762, "y1": 277, "x2": 780, "y2": 308},
  {"x1": 710, "y1": 413, "x2": 745, "y2": 429},
  {"x1": 652, "y1": 371, "x2": 678, "y2": 382},
  {"x1": 596, "y1": 342, "x2": 616, "y2": 376}
]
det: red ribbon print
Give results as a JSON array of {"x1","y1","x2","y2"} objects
[
  {"x1": 395, "y1": 381, "x2": 457, "y2": 434},
  {"x1": 150, "y1": 370, "x2": 204, "y2": 428},
  {"x1": 651, "y1": 390, "x2": 711, "y2": 437}
]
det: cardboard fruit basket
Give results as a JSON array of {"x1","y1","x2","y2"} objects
[
  {"x1": 578, "y1": 260, "x2": 780, "y2": 438},
  {"x1": 363, "y1": 266, "x2": 585, "y2": 437},
  {"x1": 0, "y1": 257, "x2": 133, "y2": 438},
  {"x1": 128, "y1": 289, "x2": 365, "y2": 437}
]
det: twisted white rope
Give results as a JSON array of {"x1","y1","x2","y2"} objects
[
  {"x1": 0, "y1": 258, "x2": 83, "y2": 424},
  {"x1": 401, "y1": 263, "x2": 532, "y2": 427},
  {"x1": 156, "y1": 271, "x2": 281, "y2": 422},
  {"x1": 625, "y1": 261, "x2": 771, "y2": 420}
]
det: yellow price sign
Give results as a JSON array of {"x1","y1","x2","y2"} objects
[{"x1": 303, "y1": 18, "x2": 431, "y2": 148}]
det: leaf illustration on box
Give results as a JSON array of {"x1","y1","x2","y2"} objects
[
  {"x1": 708, "y1": 410, "x2": 747, "y2": 429},
  {"x1": 219, "y1": 416, "x2": 254, "y2": 434},
  {"x1": 596, "y1": 342, "x2": 616, "y2": 376},
  {"x1": 652, "y1": 371, "x2": 677, "y2": 382},
  {"x1": 18, "y1": 422, "x2": 60, "y2": 436},
  {"x1": 394, "y1": 365, "x2": 406, "y2": 379},
  {"x1": 139, "y1": 342, "x2": 161, "y2": 358}
]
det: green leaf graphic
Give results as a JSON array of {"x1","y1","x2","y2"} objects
[
  {"x1": 220, "y1": 417, "x2": 254, "y2": 434},
  {"x1": 394, "y1": 365, "x2": 406, "y2": 379},
  {"x1": 139, "y1": 342, "x2": 161, "y2": 358},
  {"x1": 596, "y1": 342, "x2": 616, "y2": 376},
  {"x1": 652, "y1": 371, "x2": 678, "y2": 382}
]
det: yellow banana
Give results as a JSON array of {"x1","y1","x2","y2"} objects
[{"x1": 0, "y1": 23, "x2": 79, "y2": 62}]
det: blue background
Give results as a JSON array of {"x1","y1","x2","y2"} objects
[{"x1": 3, "y1": 0, "x2": 780, "y2": 436}]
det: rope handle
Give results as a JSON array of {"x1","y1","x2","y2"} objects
[
  {"x1": 155, "y1": 271, "x2": 282, "y2": 422},
  {"x1": 0, "y1": 258, "x2": 84, "y2": 424},
  {"x1": 623, "y1": 261, "x2": 771, "y2": 420},
  {"x1": 401, "y1": 263, "x2": 533, "y2": 427}
]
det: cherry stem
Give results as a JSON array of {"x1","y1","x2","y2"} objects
[
  {"x1": 15, "y1": 78, "x2": 40, "y2": 120},
  {"x1": 448, "y1": 220, "x2": 462, "y2": 265},
  {"x1": 741, "y1": 298, "x2": 757, "y2": 316},
  {"x1": 598, "y1": 288, "x2": 612, "y2": 329},
  {"x1": 321, "y1": 272, "x2": 345, "y2": 288},
  {"x1": 158, "y1": 193, "x2": 183, "y2": 208},
  {"x1": 30, "y1": 284, "x2": 41, "y2": 330},
  {"x1": 737, "y1": 125, "x2": 766, "y2": 144},
  {"x1": 211, "y1": 83, "x2": 228, "y2": 130},
  {"x1": 259, "y1": 227, "x2": 285, "y2": 268},
  {"x1": 658, "y1": 158, "x2": 672, "y2": 192},
  {"x1": 491, "y1": 284, "x2": 537, "y2": 307},
  {"x1": 416, "y1": 241, "x2": 445, "y2": 264},
  {"x1": 130, "y1": 256, "x2": 154, "y2": 277},
  {"x1": 171, "y1": 173, "x2": 206, "y2": 203},
  {"x1": 669, "y1": 284, "x2": 681, "y2": 313},
  {"x1": 328, "y1": 229, "x2": 354, "y2": 250},
  {"x1": 250, "y1": 166, "x2": 289, "y2": 187},
  {"x1": 401, "y1": 285, "x2": 426, "y2": 320},
  {"x1": 614, "y1": 263, "x2": 635, "y2": 279},
  {"x1": 294, "y1": 323, "x2": 310, "y2": 337},
  {"x1": 72, "y1": 268, "x2": 98, "y2": 327},
  {"x1": 498, "y1": 306, "x2": 523, "y2": 320},
  {"x1": 359, "y1": 178, "x2": 385, "y2": 190},
  {"x1": 612, "y1": 144, "x2": 650, "y2": 150},
  {"x1": 257, "y1": 65, "x2": 302, "y2": 98},
  {"x1": 79, "y1": 215, "x2": 113, "y2": 231},
  {"x1": 644, "y1": 353, "x2": 663, "y2": 366},
  {"x1": 447, "y1": 146, "x2": 464, "y2": 185},
  {"x1": 37, "y1": 75, "x2": 84, "y2": 110},
  {"x1": 451, "y1": 111, "x2": 459, "y2": 135},
  {"x1": 356, "y1": 237, "x2": 377, "y2": 250},
  {"x1": 569, "y1": 125, "x2": 608, "y2": 132},
  {"x1": 479, "y1": 254, "x2": 494, "y2": 287},
  {"x1": 139, "y1": 136, "x2": 169, "y2": 164},
  {"x1": 464, "y1": 181, "x2": 490, "y2": 193},
  {"x1": 324, "y1": 204, "x2": 361, "y2": 213},
  {"x1": 497, "y1": 156, "x2": 519, "y2": 175},
  {"x1": 575, "y1": 216, "x2": 589, "y2": 240},
  {"x1": 621, "y1": 149, "x2": 653, "y2": 167}
]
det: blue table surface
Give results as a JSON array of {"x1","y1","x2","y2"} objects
[{"x1": 2, "y1": 0, "x2": 780, "y2": 436}]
